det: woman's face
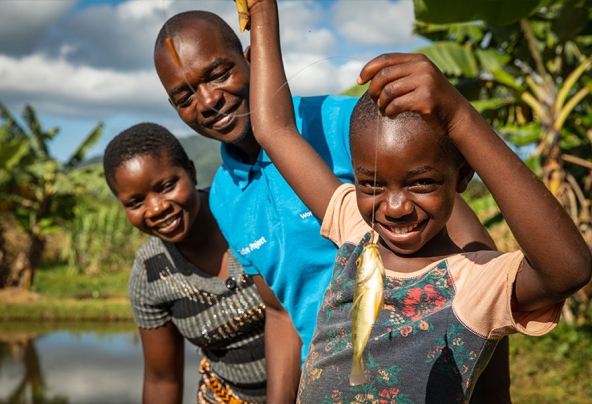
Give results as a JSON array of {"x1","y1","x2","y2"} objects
[{"x1": 112, "y1": 152, "x2": 200, "y2": 244}]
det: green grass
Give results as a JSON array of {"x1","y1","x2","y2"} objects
[
  {"x1": 32, "y1": 264, "x2": 129, "y2": 299},
  {"x1": 1, "y1": 264, "x2": 133, "y2": 322},
  {"x1": 0, "y1": 320, "x2": 137, "y2": 334},
  {"x1": 0, "y1": 300, "x2": 133, "y2": 322},
  {"x1": 509, "y1": 323, "x2": 592, "y2": 403}
]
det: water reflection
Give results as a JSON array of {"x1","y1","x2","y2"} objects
[{"x1": 0, "y1": 322, "x2": 201, "y2": 404}]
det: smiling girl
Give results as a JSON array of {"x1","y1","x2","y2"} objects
[{"x1": 103, "y1": 123, "x2": 273, "y2": 404}]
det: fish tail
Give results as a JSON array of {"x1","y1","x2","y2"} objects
[
  {"x1": 349, "y1": 354, "x2": 368, "y2": 386},
  {"x1": 234, "y1": 0, "x2": 251, "y2": 32}
]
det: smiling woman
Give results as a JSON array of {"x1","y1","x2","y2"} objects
[{"x1": 102, "y1": 122, "x2": 269, "y2": 404}]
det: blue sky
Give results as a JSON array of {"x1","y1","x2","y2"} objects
[{"x1": 0, "y1": 0, "x2": 429, "y2": 161}]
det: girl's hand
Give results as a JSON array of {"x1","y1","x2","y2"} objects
[{"x1": 357, "y1": 53, "x2": 471, "y2": 138}]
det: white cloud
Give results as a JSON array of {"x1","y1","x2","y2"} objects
[
  {"x1": 0, "y1": 0, "x2": 434, "y2": 162},
  {"x1": 116, "y1": 0, "x2": 169, "y2": 20},
  {"x1": 0, "y1": 54, "x2": 165, "y2": 119},
  {"x1": 283, "y1": 53, "x2": 364, "y2": 96},
  {"x1": 332, "y1": 0, "x2": 425, "y2": 49},
  {"x1": 0, "y1": 0, "x2": 76, "y2": 55}
]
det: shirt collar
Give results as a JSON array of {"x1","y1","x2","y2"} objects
[{"x1": 220, "y1": 143, "x2": 271, "y2": 190}]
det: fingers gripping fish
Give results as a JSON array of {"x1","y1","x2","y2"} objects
[
  {"x1": 234, "y1": 0, "x2": 251, "y2": 32},
  {"x1": 350, "y1": 243, "x2": 385, "y2": 386}
]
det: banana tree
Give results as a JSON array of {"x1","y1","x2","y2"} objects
[
  {"x1": 0, "y1": 102, "x2": 103, "y2": 289},
  {"x1": 412, "y1": 1, "x2": 592, "y2": 323},
  {"x1": 0, "y1": 125, "x2": 29, "y2": 286}
]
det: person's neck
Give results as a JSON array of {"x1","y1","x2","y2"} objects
[
  {"x1": 229, "y1": 130, "x2": 261, "y2": 165},
  {"x1": 176, "y1": 191, "x2": 228, "y2": 278},
  {"x1": 379, "y1": 228, "x2": 463, "y2": 274}
]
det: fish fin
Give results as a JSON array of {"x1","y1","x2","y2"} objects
[
  {"x1": 349, "y1": 289, "x2": 367, "y2": 316},
  {"x1": 373, "y1": 294, "x2": 384, "y2": 320},
  {"x1": 356, "y1": 273, "x2": 372, "y2": 286},
  {"x1": 349, "y1": 355, "x2": 368, "y2": 386}
]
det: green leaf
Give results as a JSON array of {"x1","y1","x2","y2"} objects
[
  {"x1": 490, "y1": 68, "x2": 524, "y2": 92},
  {"x1": 23, "y1": 104, "x2": 51, "y2": 160},
  {"x1": 0, "y1": 138, "x2": 29, "y2": 169},
  {"x1": 471, "y1": 98, "x2": 514, "y2": 114},
  {"x1": 37, "y1": 217, "x2": 61, "y2": 235},
  {"x1": 0, "y1": 101, "x2": 27, "y2": 139},
  {"x1": 414, "y1": 42, "x2": 478, "y2": 77},
  {"x1": 475, "y1": 49, "x2": 509, "y2": 72},
  {"x1": 65, "y1": 122, "x2": 104, "y2": 169},
  {"x1": 413, "y1": 0, "x2": 555, "y2": 26}
]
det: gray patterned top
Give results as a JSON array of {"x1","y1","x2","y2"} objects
[{"x1": 128, "y1": 236, "x2": 266, "y2": 401}]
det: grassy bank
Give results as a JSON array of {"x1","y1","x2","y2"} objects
[
  {"x1": 0, "y1": 298, "x2": 133, "y2": 322},
  {"x1": 0, "y1": 264, "x2": 132, "y2": 322}
]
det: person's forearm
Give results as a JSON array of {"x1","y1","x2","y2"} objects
[
  {"x1": 248, "y1": 0, "x2": 342, "y2": 219},
  {"x1": 450, "y1": 99, "x2": 591, "y2": 306},
  {"x1": 448, "y1": 194, "x2": 496, "y2": 252},
  {"x1": 264, "y1": 306, "x2": 302, "y2": 403},
  {"x1": 142, "y1": 380, "x2": 183, "y2": 404},
  {"x1": 249, "y1": 0, "x2": 295, "y2": 138}
]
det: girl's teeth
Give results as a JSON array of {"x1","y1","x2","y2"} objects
[
  {"x1": 158, "y1": 215, "x2": 177, "y2": 228},
  {"x1": 390, "y1": 223, "x2": 418, "y2": 234}
]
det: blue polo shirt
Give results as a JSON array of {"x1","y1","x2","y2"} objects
[{"x1": 210, "y1": 95, "x2": 357, "y2": 361}]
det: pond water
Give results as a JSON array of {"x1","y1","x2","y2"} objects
[{"x1": 0, "y1": 323, "x2": 201, "y2": 404}]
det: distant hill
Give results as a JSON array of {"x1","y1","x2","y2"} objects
[
  {"x1": 178, "y1": 135, "x2": 222, "y2": 188},
  {"x1": 79, "y1": 134, "x2": 223, "y2": 188}
]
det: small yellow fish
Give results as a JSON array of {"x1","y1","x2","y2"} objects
[
  {"x1": 234, "y1": 0, "x2": 250, "y2": 32},
  {"x1": 350, "y1": 242, "x2": 385, "y2": 386}
]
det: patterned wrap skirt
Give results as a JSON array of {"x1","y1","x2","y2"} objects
[{"x1": 197, "y1": 357, "x2": 265, "y2": 404}]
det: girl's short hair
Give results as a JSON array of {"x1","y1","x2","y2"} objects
[{"x1": 103, "y1": 122, "x2": 190, "y2": 194}]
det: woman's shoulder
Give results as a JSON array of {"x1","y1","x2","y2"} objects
[{"x1": 134, "y1": 236, "x2": 166, "y2": 263}]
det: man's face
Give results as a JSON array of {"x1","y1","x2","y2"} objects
[{"x1": 155, "y1": 20, "x2": 251, "y2": 144}]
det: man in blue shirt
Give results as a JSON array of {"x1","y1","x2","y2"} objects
[{"x1": 153, "y1": 7, "x2": 507, "y2": 403}]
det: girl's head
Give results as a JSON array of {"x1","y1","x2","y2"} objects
[
  {"x1": 103, "y1": 122, "x2": 200, "y2": 243},
  {"x1": 349, "y1": 92, "x2": 474, "y2": 256}
]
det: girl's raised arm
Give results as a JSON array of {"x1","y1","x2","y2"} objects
[
  {"x1": 358, "y1": 53, "x2": 592, "y2": 311},
  {"x1": 248, "y1": 0, "x2": 341, "y2": 220}
]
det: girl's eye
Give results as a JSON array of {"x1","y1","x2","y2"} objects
[
  {"x1": 416, "y1": 179, "x2": 435, "y2": 186},
  {"x1": 125, "y1": 200, "x2": 143, "y2": 210},
  {"x1": 358, "y1": 181, "x2": 381, "y2": 194},
  {"x1": 162, "y1": 181, "x2": 176, "y2": 193},
  {"x1": 410, "y1": 178, "x2": 438, "y2": 191}
]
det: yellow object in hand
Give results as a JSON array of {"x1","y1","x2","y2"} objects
[
  {"x1": 350, "y1": 243, "x2": 385, "y2": 386},
  {"x1": 235, "y1": 0, "x2": 250, "y2": 32}
]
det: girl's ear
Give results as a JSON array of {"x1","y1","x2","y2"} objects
[
  {"x1": 243, "y1": 45, "x2": 251, "y2": 63},
  {"x1": 187, "y1": 160, "x2": 198, "y2": 186},
  {"x1": 456, "y1": 161, "x2": 474, "y2": 193}
]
